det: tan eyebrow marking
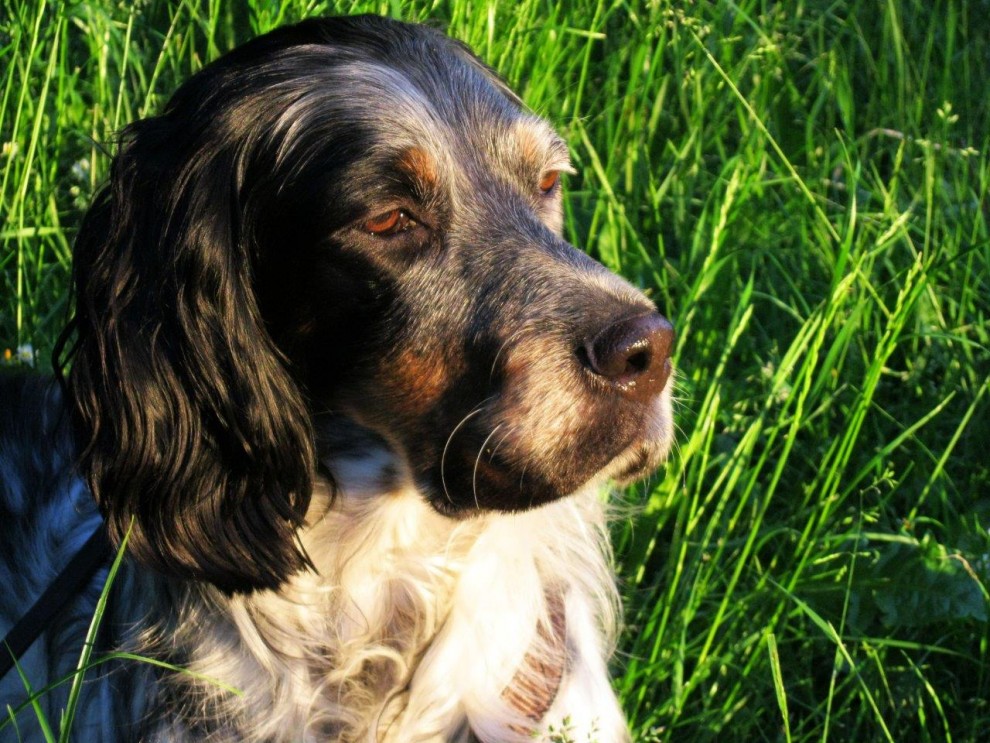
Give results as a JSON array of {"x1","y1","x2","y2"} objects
[
  {"x1": 397, "y1": 146, "x2": 439, "y2": 190},
  {"x1": 516, "y1": 125, "x2": 544, "y2": 170},
  {"x1": 512, "y1": 118, "x2": 574, "y2": 174}
]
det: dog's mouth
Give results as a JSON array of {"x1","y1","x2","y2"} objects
[
  {"x1": 420, "y1": 381, "x2": 674, "y2": 515},
  {"x1": 324, "y1": 356, "x2": 674, "y2": 514}
]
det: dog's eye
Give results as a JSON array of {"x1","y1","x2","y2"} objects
[
  {"x1": 539, "y1": 171, "x2": 560, "y2": 195},
  {"x1": 364, "y1": 209, "x2": 416, "y2": 236}
]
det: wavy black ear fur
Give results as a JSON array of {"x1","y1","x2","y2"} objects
[{"x1": 49, "y1": 20, "x2": 388, "y2": 593}]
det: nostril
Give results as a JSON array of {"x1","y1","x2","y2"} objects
[
  {"x1": 581, "y1": 312, "x2": 675, "y2": 399},
  {"x1": 626, "y1": 349, "x2": 651, "y2": 375}
]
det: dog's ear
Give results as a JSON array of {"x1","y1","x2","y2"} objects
[{"x1": 58, "y1": 75, "x2": 318, "y2": 594}]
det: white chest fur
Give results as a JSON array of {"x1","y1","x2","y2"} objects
[{"x1": 151, "y1": 468, "x2": 628, "y2": 742}]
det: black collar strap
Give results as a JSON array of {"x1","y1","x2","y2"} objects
[{"x1": 0, "y1": 525, "x2": 112, "y2": 681}]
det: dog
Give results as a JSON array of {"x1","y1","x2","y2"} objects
[{"x1": 0, "y1": 15, "x2": 674, "y2": 742}]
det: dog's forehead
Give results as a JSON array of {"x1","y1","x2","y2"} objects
[{"x1": 322, "y1": 58, "x2": 570, "y2": 178}]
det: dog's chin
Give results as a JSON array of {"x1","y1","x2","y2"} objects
[
  {"x1": 422, "y1": 430, "x2": 671, "y2": 519},
  {"x1": 421, "y1": 457, "x2": 565, "y2": 517}
]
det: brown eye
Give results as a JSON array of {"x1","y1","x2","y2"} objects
[
  {"x1": 363, "y1": 209, "x2": 415, "y2": 236},
  {"x1": 539, "y1": 171, "x2": 560, "y2": 194}
]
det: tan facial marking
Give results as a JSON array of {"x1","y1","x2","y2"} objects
[
  {"x1": 397, "y1": 147, "x2": 438, "y2": 190},
  {"x1": 391, "y1": 348, "x2": 451, "y2": 415},
  {"x1": 515, "y1": 125, "x2": 544, "y2": 171}
]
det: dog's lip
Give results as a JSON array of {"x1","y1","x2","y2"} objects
[
  {"x1": 604, "y1": 413, "x2": 672, "y2": 484},
  {"x1": 609, "y1": 446, "x2": 656, "y2": 484},
  {"x1": 423, "y1": 432, "x2": 666, "y2": 516}
]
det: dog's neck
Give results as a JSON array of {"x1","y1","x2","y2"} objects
[{"x1": 143, "y1": 426, "x2": 610, "y2": 741}]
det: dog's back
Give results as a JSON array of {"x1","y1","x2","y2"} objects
[{"x1": 0, "y1": 376, "x2": 153, "y2": 741}]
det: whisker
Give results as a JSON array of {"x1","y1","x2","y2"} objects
[
  {"x1": 489, "y1": 328, "x2": 526, "y2": 384},
  {"x1": 488, "y1": 424, "x2": 515, "y2": 462},
  {"x1": 472, "y1": 424, "x2": 504, "y2": 510},
  {"x1": 440, "y1": 398, "x2": 494, "y2": 506}
]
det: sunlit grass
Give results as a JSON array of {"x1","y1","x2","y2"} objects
[{"x1": 2, "y1": 0, "x2": 988, "y2": 740}]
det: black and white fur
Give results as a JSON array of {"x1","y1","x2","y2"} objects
[{"x1": 0, "y1": 16, "x2": 675, "y2": 742}]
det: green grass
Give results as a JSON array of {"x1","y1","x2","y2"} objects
[{"x1": 2, "y1": 0, "x2": 989, "y2": 740}]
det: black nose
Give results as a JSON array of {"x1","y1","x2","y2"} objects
[{"x1": 582, "y1": 312, "x2": 674, "y2": 400}]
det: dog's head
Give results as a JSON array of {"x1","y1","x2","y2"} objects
[{"x1": 61, "y1": 16, "x2": 675, "y2": 592}]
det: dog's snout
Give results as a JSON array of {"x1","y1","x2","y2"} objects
[{"x1": 582, "y1": 313, "x2": 674, "y2": 400}]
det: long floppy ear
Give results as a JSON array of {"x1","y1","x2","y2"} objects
[{"x1": 58, "y1": 66, "x2": 318, "y2": 594}]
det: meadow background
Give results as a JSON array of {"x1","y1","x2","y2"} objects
[{"x1": 2, "y1": 0, "x2": 989, "y2": 740}]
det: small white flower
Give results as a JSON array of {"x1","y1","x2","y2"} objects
[{"x1": 16, "y1": 344, "x2": 35, "y2": 367}]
